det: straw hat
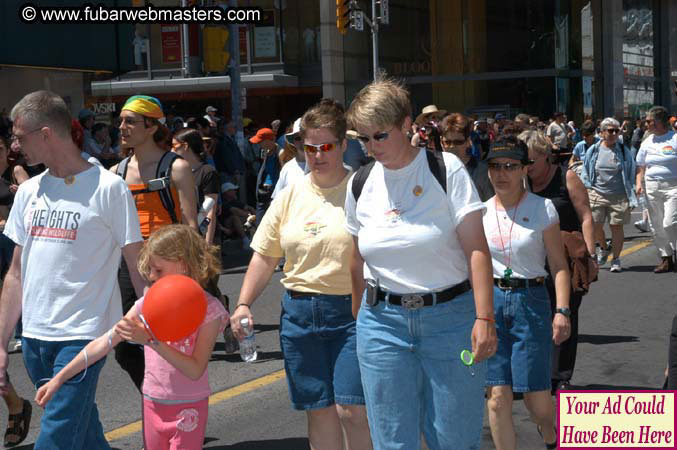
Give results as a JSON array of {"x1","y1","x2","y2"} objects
[{"x1": 415, "y1": 105, "x2": 447, "y2": 125}]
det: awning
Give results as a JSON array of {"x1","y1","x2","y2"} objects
[{"x1": 91, "y1": 73, "x2": 298, "y2": 96}]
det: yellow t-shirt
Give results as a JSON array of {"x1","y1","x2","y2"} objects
[{"x1": 251, "y1": 173, "x2": 354, "y2": 295}]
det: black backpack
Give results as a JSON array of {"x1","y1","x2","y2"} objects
[
  {"x1": 351, "y1": 150, "x2": 447, "y2": 201},
  {"x1": 116, "y1": 152, "x2": 182, "y2": 224}
]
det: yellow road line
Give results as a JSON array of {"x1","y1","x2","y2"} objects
[
  {"x1": 105, "y1": 369, "x2": 286, "y2": 441},
  {"x1": 619, "y1": 240, "x2": 652, "y2": 257}
]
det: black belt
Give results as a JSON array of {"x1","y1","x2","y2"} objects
[
  {"x1": 493, "y1": 277, "x2": 545, "y2": 290},
  {"x1": 287, "y1": 290, "x2": 320, "y2": 298},
  {"x1": 376, "y1": 280, "x2": 471, "y2": 309}
]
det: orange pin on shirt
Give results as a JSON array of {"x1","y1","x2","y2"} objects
[{"x1": 413, "y1": 185, "x2": 423, "y2": 196}]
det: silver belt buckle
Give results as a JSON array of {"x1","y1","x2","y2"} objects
[{"x1": 401, "y1": 294, "x2": 424, "y2": 310}]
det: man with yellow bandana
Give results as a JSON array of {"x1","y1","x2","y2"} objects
[{"x1": 111, "y1": 95, "x2": 198, "y2": 390}]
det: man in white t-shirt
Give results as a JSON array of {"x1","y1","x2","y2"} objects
[
  {"x1": 546, "y1": 112, "x2": 570, "y2": 152},
  {"x1": 636, "y1": 105, "x2": 677, "y2": 273},
  {"x1": 272, "y1": 118, "x2": 306, "y2": 199},
  {"x1": 0, "y1": 91, "x2": 145, "y2": 449}
]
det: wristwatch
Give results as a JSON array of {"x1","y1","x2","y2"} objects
[{"x1": 555, "y1": 307, "x2": 571, "y2": 318}]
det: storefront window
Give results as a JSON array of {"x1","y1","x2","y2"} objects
[
  {"x1": 622, "y1": 0, "x2": 655, "y2": 118},
  {"x1": 281, "y1": 0, "x2": 321, "y2": 67}
]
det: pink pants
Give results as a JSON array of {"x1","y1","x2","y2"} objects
[{"x1": 143, "y1": 397, "x2": 208, "y2": 450}]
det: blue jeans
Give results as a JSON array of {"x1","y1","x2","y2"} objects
[
  {"x1": 356, "y1": 289, "x2": 486, "y2": 450},
  {"x1": 280, "y1": 292, "x2": 364, "y2": 410},
  {"x1": 486, "y1": 285, "x2": 552, "y2": 392},
  {"x1": 22, "y1": 337, "x2": 110, "y2": 450}
]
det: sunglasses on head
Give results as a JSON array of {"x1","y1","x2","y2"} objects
[
  {"x1": 487, "y1": 162, "x2": 523, "y2": 172},
  {"x1": 355, "y1": 128, "x2": 393, "y2": 144},
  {"x1": 303, "y1": 141, "x2": 339, "y2": 153}
]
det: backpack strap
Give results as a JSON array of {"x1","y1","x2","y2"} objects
[
  {"x1": 351, "y1": 151, "x2": 448, "y2": 202},
  {"x1": 116, "y1": 156, "x2": 130, "y2": 180},
  {"x1": 426, "y1": 150, "x2": 447, "y2": 194},
  {"x1": 155, "y1": 151, "x2": 181, "y2": 224},
  {"x1": 351, "y1": 160, "x2": 375, "y2": 202}
]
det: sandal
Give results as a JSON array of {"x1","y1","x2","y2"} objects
[
  {"x1": 4, "y1": 399, "x2": 32, "y2": 448},
  {"x1": 537, "y1": 425, "x2": 557, "y2": 450}
]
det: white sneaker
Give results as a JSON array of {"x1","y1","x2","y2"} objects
[
  {"x1": 634, "y1": 219, "x2": 649, "y2": 233},
  {"x1": 610, "y1": 259, "x2": 622, "y2": 272}
]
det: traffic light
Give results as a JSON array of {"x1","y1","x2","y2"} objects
[{"x1": 336, "y1": 0, "x2": 350, "y2": 35}]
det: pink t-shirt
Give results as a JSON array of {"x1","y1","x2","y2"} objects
[{"x1": 134, "y1": 292, "x2": 229, "y2": 401}]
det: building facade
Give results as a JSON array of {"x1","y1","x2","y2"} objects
[{"x1": 330, "y1": 0, "x2": 677, "y2": 123}]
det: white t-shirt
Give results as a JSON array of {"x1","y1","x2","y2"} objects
[
  {"x1": 345, "y1": 149, "x2": 485, "y2": 293},
  {"x1": 546, "y1": 121, "x2": 569, "y2": 148},
  {"x1": 483, "y1": 192, "x2": 559, "y2": 279},
  {"x1": 272, "y1": 158, "x2": 306, "y2": 199},
  {"x1": 636, "y1": 130, "x2": 677, "y2": 181},
  {"x1": 4, "y1": 165, "x2": 142, "y2": 341}
]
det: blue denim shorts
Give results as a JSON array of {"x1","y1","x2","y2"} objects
[
  {"x1": 486, "y1": 284, "x2": 552, "y2": 392},
  {"x1": 357, "y1": 289, "x2": 486, "y2": 450},
  {"x1": 279, "y1": 291, "x2": 365, "y2": 410}
]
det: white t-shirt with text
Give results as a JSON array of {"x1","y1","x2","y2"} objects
[
  {"x1": 637, "y1": 130, "x2": 677, "y2": 181},
  {"x1": 483, "y1": 192, "x2": 559, "y2": 279},
  {"x1": 345, "y1": 149, "x2": 485, "y2": 293},
  {"x1": 4, "y1": 165, "x2": 142, "y2": 341}
]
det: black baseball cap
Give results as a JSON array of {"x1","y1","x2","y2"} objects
[{"x1": 486, "y1": 136, "x2": 532, "y2": 165}]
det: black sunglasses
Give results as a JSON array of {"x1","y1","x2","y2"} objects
[
  {"x1": 605, "y1": 128, "x2": 620, "y2": 134},
  {"x1": 487, "y1": 162, "x2": 523, "y2": 172},
  {"x1": 355, "y1": 128, "x2": 393, "y2": 144}
]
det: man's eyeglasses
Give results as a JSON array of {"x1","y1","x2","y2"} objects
[
  {"x1": 487, "y1": 162, "x2": 523, "y2": 172},
  {"x1": 303, "y1": 141, "x2": 339, "y2": 154},
  {"x1": 355, "y1": 128, "x2": 393, "y2": 144},
  {"x1": 11, "y1": 127, "x2": 43, "y2": 143},
  {"x1": 605, "y1": 128, "x2": 620, "y2": 134},
  {"x1": 441, "y1": 138, "x2": 467, "y2": 147}
]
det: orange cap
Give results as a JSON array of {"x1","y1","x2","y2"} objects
[{"x1": 249, "y1": 128, "x2": 276, "y2": 144}]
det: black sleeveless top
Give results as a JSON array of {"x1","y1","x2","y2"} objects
[{"x1": 530, "y1": 166, "x2": 581, "y2": 232}]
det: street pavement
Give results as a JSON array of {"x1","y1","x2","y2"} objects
[{"x1": 4, "y1": 220, "x2": 675, "y2": 450}]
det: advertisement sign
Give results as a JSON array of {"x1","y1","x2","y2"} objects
[{"x1": 161, "y1": 24, "x2": 181, "y2": 64}]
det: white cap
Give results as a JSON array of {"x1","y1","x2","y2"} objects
[
  {"x1": 206, "y1": 106, "x2": 217, "y2": 113},
  {"x1": 221, "y1": 182, "x2": 239, "y2": 192},
  {"x1": 285, "y1": 118, "x2": 302, "y2": 145}
]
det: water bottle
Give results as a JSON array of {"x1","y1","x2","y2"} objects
[
  {"x1": 638, "y1": 194, "x2": 647, "y2": 212},
  {"x1": 197, "y1": 197, "x2": 215, "y2": 235},
  {"x1": 239, "y1": 317, "x2": 257, "y2": 362}
]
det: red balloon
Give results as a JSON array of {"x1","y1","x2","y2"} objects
[{"x1": 141, "y1": 274, "x2": 207, "y2": 342}]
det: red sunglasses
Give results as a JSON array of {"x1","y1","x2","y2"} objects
[{"x1": 303, "y1": 141, "x2": 339, "y2": 153}]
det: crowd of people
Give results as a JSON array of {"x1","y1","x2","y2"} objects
[{"x1": 0, "y1": 77, "x2": 673, "y2": 450}]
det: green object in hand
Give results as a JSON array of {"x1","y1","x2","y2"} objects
[{"x1": 503, "y1": 268, "x2": 512, "y2": 280}]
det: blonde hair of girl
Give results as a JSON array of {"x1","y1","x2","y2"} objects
[{"x1": 138, "y1": 224, "x2": 221, "y2": 288}]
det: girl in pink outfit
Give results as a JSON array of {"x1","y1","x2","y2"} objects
[{"x1": 36, "y1": 225, "x2": 228, "y2": 450}]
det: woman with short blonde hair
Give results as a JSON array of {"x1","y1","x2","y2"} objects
[{"x1": 346, "y1": 78, "x2": 496, "y2": 450}]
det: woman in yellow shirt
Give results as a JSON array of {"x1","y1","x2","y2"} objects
[{"x1": 230, "y1": 99, "x2": 371, "y2": 450}]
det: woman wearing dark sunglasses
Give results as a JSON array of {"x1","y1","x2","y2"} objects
[
  {"x1": 230, "y1": 99, "x2": 372, "y2": 450},
  {"x1": 439, "y1": 113, "x2": 494, "y2": 201},
  {"x1": 483, "y1": 136, "x2": 571, "y2": 450},
  {"x1": 579, "y1": 117, "x2": 637, "y2": 273},
  {"x1": 345, "y1": 78, "x2": 496, "y2": 450}
]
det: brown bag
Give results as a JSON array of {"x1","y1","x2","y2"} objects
[{"x1": 560, "y1": 230, "x2": 598, "y2": 295}]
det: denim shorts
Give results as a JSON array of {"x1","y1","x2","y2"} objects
[
  {"x1": 486, "y1": 284, "x2": 552, "y2": 392},
  {"x1": 357, "y1": 289, "x2": 486, "y2": 450},
  {"x1": 279, "y1": 291, "x2": 365, "y2": 410}
]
